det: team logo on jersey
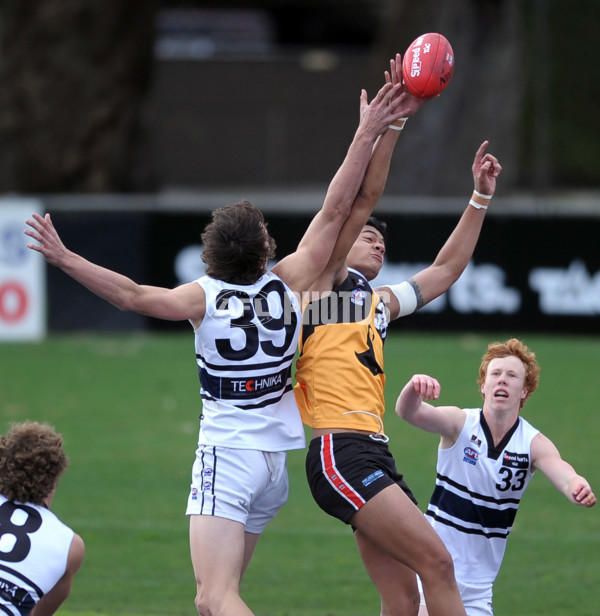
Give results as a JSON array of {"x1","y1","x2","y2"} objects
[
  {"x1": 470, "y1": 434, "x2": 482, "y2": 448},
  {"x1": 351, "y1": 289, "x2": 367, "y2": 306},
  {"x1": 463, "y1": 447, "x2": 479, "y2": 466},
  {"x1": 502, "y1": 451, "x2": 529, "y2": 469}
]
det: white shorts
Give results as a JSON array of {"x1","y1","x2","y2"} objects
[
  {"x1": 186, "y1": 445, "x2": 289, "y2": 534},
  {"x1": 418, "y1": 576, "x2": 493, "y2": 616}
]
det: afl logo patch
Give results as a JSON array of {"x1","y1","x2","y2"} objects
[
  {"x1": 351, "y1": 289, "x2": 367, "y2": 306},
  {"x1": 463, "y1": 447, "x2": 479, "y2": 466}
]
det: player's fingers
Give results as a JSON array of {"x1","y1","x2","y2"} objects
[
  {"x1": 375, "y1": 82, "x2": 395, "y2": 103},
  {"x1": 25, "y1": 218, "x2": 43, "y2": 234},
  {"x1": 428, "y1": 379, "x2": 441, "y2": 400},
  {"x1": 392, "y1": 53, "x2": 402, "y2": 84},
  {"x1": 474, "y1": 140, "x2": 490, "y2": 164},
  {"x1": 412, "y1": 375, "x2": 427, "y2": 394},
  {"x1": 389, "y1": 59, "x2": 396, "y2": 85}
]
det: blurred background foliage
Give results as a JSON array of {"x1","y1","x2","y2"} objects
[{"x1": 0, "y1": 0, "x2": 597, "y2": 195}]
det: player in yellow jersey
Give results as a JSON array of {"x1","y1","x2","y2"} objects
[{"x1": 295, "y1": 126, "x2": 502, "y2": 615}]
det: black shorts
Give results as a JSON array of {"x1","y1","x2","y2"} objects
[{"x1": 306, "y1": 433, "x2": 417, "y2": 525}]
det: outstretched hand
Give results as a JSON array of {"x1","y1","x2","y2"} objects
[
  {"x1": 24, "y1": 212, "x2": 68, "y2": 267},
  {"x1": 472, "y1": 141, "x2": 502, "y2": 197},
  {"x1": 357, "y1": 51, "x2": 437, "y2": 134},
  {"x1": 357, "y1": 81, "x2": 405, "y2": 136},
  {"x1": 384, "y1": 53, "x2": 436, "y2": 118}
]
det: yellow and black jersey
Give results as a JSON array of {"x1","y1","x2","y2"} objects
[{"x1": 294, "y1": 268, "x2": 388, "y2": 432}]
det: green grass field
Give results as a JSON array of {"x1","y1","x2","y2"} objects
[{"x1": 1, "y1": 332, "x2": 599, "y2": 615}]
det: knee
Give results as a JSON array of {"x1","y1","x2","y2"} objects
[
  {"x1": 380, "y1": 575, "x2": 420, "y2": 616},
  {"x1": 381, "y1": 589, "x2": 420, "y2": 616},
  {"x1": 194, "y1": 592, "x2": 208, "y2": 616},
  {"x1": 195, "y1": 589, "x2": 216, "y2": 616},
  {"x1": 420, "y1": 547, "x2": 456, "y2": 585}
]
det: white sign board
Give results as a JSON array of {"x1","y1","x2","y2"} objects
[{"x1": 0, "y1": 199, "x2": 46, "y2": 341}]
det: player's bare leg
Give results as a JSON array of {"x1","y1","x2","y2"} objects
[
  {"x1": 354, "y1": 532, "x2": 420, "y2": 616},
  {"x1": 189, "y1": 515, "x2": 258, "y2": 616},
  {"x1": 351, "y1": 484, "x2": 466, "y2": 616}
]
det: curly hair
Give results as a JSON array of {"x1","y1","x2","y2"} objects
[
  {"x1": 201, "y1": 200, "x2": 277, "y2": 285},
  {"x1": 0, "y1": 421, "x2": 69, "y2": 505},
  {"x1": 477, "y1": 338, "x2": 540, "y2": 409}
]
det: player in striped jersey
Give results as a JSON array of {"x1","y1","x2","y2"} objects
[
  {"x1": 396, "y1": 338, "x2": 597, "y2": 616},
  {"x1": 25, "y1": 57, "x2": 424, "y2": 615},
  {"x1": 0, "y1": 421, "x2": 84, "y2": 616}
]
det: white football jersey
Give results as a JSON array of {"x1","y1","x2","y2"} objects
[
  {"x1": 0, "y1": 494, "x2": 74, "y2": 615},
  {"x1": 425, "y1": 408, "x2": 539, "y2": 588},
  {"x1": 193, "y1": 272, "x2": 305, "y2": 451}
]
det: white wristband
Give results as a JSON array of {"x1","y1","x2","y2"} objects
[
  {"x1": 388, "y1": 117, "x2": 408, "y2": 131},
  {"x1": 469, "y1": 199, "x2": 488, "y2": 210},
  {"x1": 469, "y1": 190, "x2": 491, "y2": 210}
]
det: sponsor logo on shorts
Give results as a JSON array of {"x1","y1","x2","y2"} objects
[
  {"x1": 463, "y1": 447, "x2": 479, "y2": 466},
  {"x1": 198, "y1": 467, "x2": 214, "y2": 492},
  {"x1": 362, "y1": 469, "x2": 384, "y2": 487},
  {"x1": 191, "y1": 487, "x2": 198, "y2": 500}
]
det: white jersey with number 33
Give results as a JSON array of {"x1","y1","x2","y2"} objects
[
  {"x1": 425, "y1": 408, "x2": 539, "y2": 589},
  {"x1": 193, "y1": 272, "x2": 305, "y2": 451}
]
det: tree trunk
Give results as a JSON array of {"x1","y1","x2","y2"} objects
[{"x1": 0, "y1": 0, "x2": 158, "y2": 193}]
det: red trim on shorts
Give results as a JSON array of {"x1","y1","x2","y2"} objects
[{"x1": 320, "y1": 434, "x2": 366, "y2": 510}]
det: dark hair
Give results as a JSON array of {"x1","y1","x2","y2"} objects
[
  {"x1": 201, "y1": 200, "x2": 277, "y2": 284},
  {"x1": 0, "y1": 421, "x2": 69, "y2": 505},
  {"x1": 365, "y1": 216, "x2": 388, "y2": 247}
]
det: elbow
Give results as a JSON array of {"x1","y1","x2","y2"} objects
[
  {"x1": 396, "y1": 409, "x2": 411, "y2": 422},
  {"x1": 114, "y1": 291, "x2": 138, "y2": 313},
  {"x1": 117, "y1": 299, "x2": 137, "y2": 313},
  {"x1": 394, "y1": 397, "x2": 408, "y2": 420}
]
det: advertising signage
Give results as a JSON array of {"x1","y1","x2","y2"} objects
[
  {"x1": 145, "y1": 212, "x2": 600, "y2": 334},
  {"x1": 38, "y1": 209, "x2": 600, "y2": 334}
]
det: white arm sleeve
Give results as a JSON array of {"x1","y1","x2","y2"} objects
[{"x1": 387, "y1": 281, "x2": 418, "y2": 317}]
